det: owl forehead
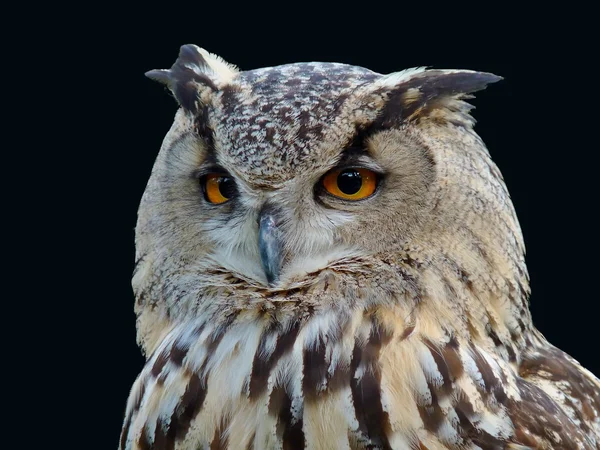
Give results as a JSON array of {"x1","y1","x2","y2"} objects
[{"x1": 208, "y1": 63, "x2": 381, "y2": 186}]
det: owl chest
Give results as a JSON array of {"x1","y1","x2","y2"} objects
[
  {"x1": 176, "y1": 319, "x2": 400, "y2": 449},
  {"x1": 123, "y1": 313, "x2": 521, "y2": 450}
]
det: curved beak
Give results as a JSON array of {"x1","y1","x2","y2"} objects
[{"x1": 258, "y1": 205, "x2": 284, "y2": 286}]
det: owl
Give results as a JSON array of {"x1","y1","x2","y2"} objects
[{"x1": 119, "y1": 44, "x2": 600, "y2": 450}]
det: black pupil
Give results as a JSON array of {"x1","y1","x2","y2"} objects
[
  {"x1": 337, "y1": 169, "x2": 363, "y2": 195},
  {"x1": 217, "y1": 176, "x2": 236, "y2": 199}
]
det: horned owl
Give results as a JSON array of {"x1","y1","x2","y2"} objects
[{"x1": 119, "y1": 44, "x2": 600, "y2": 449}]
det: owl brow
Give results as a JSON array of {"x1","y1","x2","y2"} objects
[
  {"x1": 188, "y1": 143, "x2": 222, "y2": 179},
  {"x1": 333, "y1": 119, "x2": 388, "y2": 162},
  {"x1": 334, "y1": 147, "x2": 370, "y2": 167},
  {"x1": 191, "y1": 164, "x2": 229, "y2": 180}
]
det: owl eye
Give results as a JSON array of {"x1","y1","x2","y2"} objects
[
  {"x1": 322, "y1": 168, "x2": 378, "y2": 200},
  {"x1": 201, "y1": 173, "x2": 236, "y2": 204}
]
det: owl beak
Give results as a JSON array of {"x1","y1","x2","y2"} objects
[{"x1": 258, "y1": 205, "x2": 284, "y2": 286}]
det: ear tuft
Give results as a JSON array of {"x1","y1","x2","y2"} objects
[
  {"x1": 146, "y1": 44, "x2": 238, "y2": 113},
  {"x1": 374, "y1": 69, "x2": 502, "y2": 128}
]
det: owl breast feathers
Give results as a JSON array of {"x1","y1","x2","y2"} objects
[{"x1": 119, "y1": 45, "x2": 600, "y2": 449}]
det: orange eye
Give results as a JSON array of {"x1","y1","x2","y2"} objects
[
  {"x1": 322, "y1": 168, "x2": 378, "y2": 200},
  {"x1": 202, "y1": 173, "x2": 236, "y2": 204}
]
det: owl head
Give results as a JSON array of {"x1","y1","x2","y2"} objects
[{"x1": 134, "y1": 44, "x2": 527, "y2": 354}]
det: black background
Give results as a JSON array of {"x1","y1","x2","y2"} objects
[{"x1": 48, "y1": 5, "x2": 597, "y2": 448}]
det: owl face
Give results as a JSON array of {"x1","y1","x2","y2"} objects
[
  {"x1": 135, "y1": 45, "x2": 510, "y2": 334},
  {"x1": 138, "y1": 58, "x2": 453, "y2": 289}
]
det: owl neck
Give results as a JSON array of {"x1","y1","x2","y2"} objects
[
  {"x1": 128, "y1": 250, "x2": 536, "y2": 449},
  {"x1": 141, "y1": 259, "x2": 531, "y2": 366},
  {"x1": 127, "y1": 264, "x2": 539, "y2": 450}
]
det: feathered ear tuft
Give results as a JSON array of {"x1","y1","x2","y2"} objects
[
  {"x1": 372, "y1": 69, "x2": 502, "y2": 128},
  {"x1": 145, "y1": 44, "x2": 238, "y2": 113}
]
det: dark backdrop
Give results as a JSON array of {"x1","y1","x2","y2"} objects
[{"x1": 67, "y1": 6, "x2": 597, "y2": 449}]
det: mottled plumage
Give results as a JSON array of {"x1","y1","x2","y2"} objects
[{"x1": 120, "y1": 44, "x2": 600, "y2": 449}]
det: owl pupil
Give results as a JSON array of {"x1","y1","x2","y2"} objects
[
  {"x1": 219, "y1": 177, "x2": 236, "y2": 198},
  {"x1": 337, "y1": 170, "x2": 363, "y2": 195}
]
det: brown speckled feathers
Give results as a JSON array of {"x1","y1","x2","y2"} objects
[{"x1": 120, "y1": 45, "x2": 600, "y2": 450}]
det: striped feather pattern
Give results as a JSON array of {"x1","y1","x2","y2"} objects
[{"x1": 119, "y1": 260, "x2": 600, "y2": 449}]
